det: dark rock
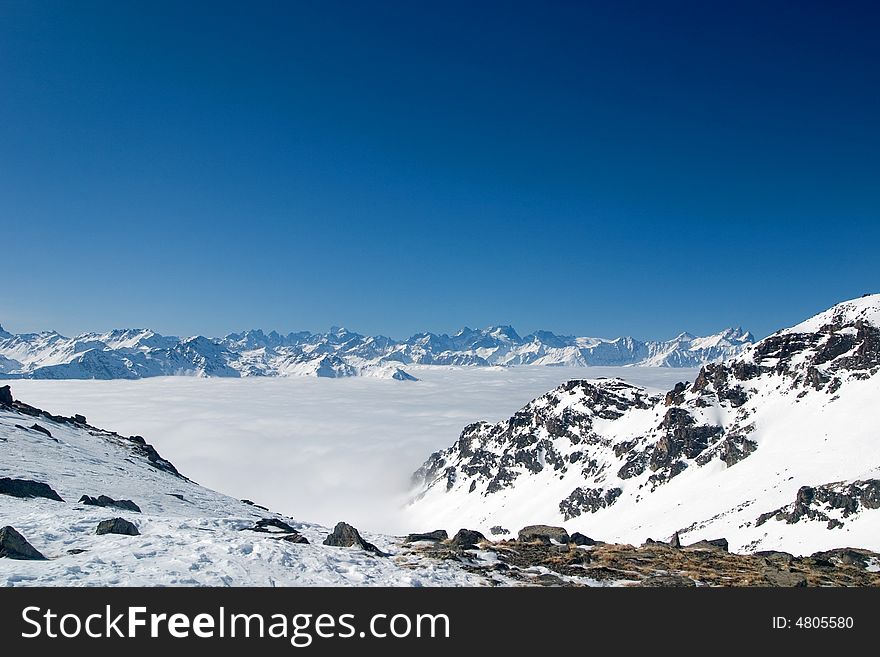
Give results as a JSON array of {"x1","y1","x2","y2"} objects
[
  {"x1": 761, "y1": 567, "x2": 807, "y2": 587},
  {"x1": 323, "y1": 522, "x2": 386, "y2": 556},
  {"x1": 73, "y1": 414, "x2": 87, "y2": 424},
  {"x1": 29, "y1": 424, "x2": 52, "y2": 437},
  {"x1": 754, "y1": 550, "x2": 795, "y2": 565},
  {"x1": 489, "y1": 525, "x2": 509, "y2": 536},
  {"x1": 241, "y1": 499, "x2": 269, "y2": 511},
  {"x1": 570, "y1": 532, "x2": 598, "y2": 546},
  {"x1": 67, "y1": 548, "x2": 87, "y2": 555},
  {"x1": 276, "y1": 532, "x2": 309, "y2": 544},
  {"x1": 0, "y1": 385, "x2": 12, "y2": 406},
  {"x1": 535, "y1": 573, "x2": 564, "y2": 586},
  {"x1": 686, "y1": 538, "x2": 729, "y2": 552},
  {"x1": 670, "y1": 531, "x2": 682, "y2": 548},
  {"x1": 450, "y1": 529, "x2": 486, "y2": 549},
  {"x1": 248, "y1": 518, "x2": 298, "y2": 533},
  {"x1": 559, "y1": 486, "x2": 622, "y2": 520},
  {"x1": 79, "y1": 495, "x2": 141, "y2": 513},
  {"x1": 95, "y1": 518, "x2": 139, "y2": 536},
  {"x1": 0, "y1": 477, "x2": 64, "y2": 501},
  {"x1": 664, "y1": 381, "x2": 688, "y2": 406},
  {"x1": 640, "y1": 574, "x2": 696, "y2": 587},
  {"x1": 517, "y1": 524, "x2": 570, "y2": 544},
  {"x1": 404, "y1": 530, "x2": 448, "y2": 543},
  {"x1": 0, "y1": 526, "x2": 46, "y2": 560}
]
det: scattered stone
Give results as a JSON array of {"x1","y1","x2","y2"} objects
[
  {"x1": 639, "y1": 574, "x2": 696, "y2": 587},
  {"x1": 450, "y1": 529, "x2": 486, "y2": 549},
  {"x1": 79, "y1": 495, "x2": 141, "y2": 513},
  {"x1": 570, "y1": 532, "x2": 598, "y2": 546},
  {"x1": 95, "y1": 518, "x2": 139, "y2": 536},
  {"x1": 0, "y1": 526, "x2": 46, "y2": 560},
  {"x1": 404, "y1": 530, "x2": 448, "y2": 543},
  {"x1": 0, "y1": 477, "x2": 64, "y2": 501},
  {"x1": 323, "y1": 522, "x2": 386, "y2": 556},
  {"x1": 517, "y1": 525, "x2": 570, "y2": 545}
]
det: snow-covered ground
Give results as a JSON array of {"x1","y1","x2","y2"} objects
[{"x1": 7, "y1": 366, "x2": 696, "y2": 534}]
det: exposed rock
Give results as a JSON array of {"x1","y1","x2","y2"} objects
[
  {"x1": 323, "y1": 522, "x2": 386, "y2": 556},
  {"x1": 760, "y1": 566, "x2": 807, "y2": 587},
  {"x1": 404, "y1": 530, "x2": 448, "y2": 543},
  {"x1": 241, "y1": 499, "x2": 269, "y2": 511},
  {"x1": 669, "y1": 531, "x2": 682, "y2": 548},
  {"x1": 517, "y1": 525, "x2": 570, "y2": 545},
  {"x1": 79, "y1": 495, "x2": 141, "y2": 513},
  {"x1": 0, "y1": 477, "x2": 64, "y2": 501},
  {"x1": 246, "y1": 518, "x2": 298, "y2": 533},
  {"x1": 450, "y1": 529, "x2": 486, "y2": 549},
  {"x1": 95, "y1": 518, "x2": 139, "y2": 536},
  {"x1": 757, "y1": 480, "x2": 880, "y2": 528},
  {"x1": 489, "y1": 525, "x2": 509, "y2": 536},
  {"x1": 686, "y1": 538, "x2": 729, "y2": 552},
  {"x1": 0, "y1": 526, "x2": 46, "y2": 560},
  {"x1": 664, "y1": 381, "x2": 687, "y2": 406},
  {"x1": 29, "y1": 423, "x2": 52, "y2": 437},
  {"x1": 570, "y1": 532, "x2": 598, "y2": 546},
  {"x1": 277, "y1": 532, "x2": 309, "y2": 544},
  {"x1": 559, "y1": 486, "x2": 621, "y2": 520},
  {"x1": 0, "y1": 385, "x2": 12, "y2": 406}
]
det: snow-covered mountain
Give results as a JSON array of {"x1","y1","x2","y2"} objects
[
  {"x1": 408, "y1": 294, "x2": 880, "y2": 555},
  {"x1": 0, "y1": 322, "x2": 753, "y2": 380}
]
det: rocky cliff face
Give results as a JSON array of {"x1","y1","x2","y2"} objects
[{"x1": 408, "y1": 295, "x2": 880, "y2": 555}]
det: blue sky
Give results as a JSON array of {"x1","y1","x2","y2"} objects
[{"x1": 2, "y1": 1, "x2": 878, "y2": 340}]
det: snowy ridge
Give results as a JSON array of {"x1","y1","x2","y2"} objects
[
  {"x1": 408, "y1": 294, "x2": 880, "y2": 555},
  {"x1": 0, "y1": 387, "x2": 483, "y2": 586},
  {"x1": 0, "y1": 322, "x2": 753, "y2": 380}
]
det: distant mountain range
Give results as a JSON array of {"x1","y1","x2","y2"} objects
[{"x1": 0, "y1": 322, "x2": 755, "y2": 380}]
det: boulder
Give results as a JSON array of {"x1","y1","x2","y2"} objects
[
  {"x1": 669, "y1": 531, "x2": 682, "y2": 548},
  {"x1": 277, "y1": 532, "x2": 309, "y2": 544},
  {"x1": 404, "y1": 530, "x2": 448, "y2": 543},
  {"x1": 489, "y1": 525, "x2": 510, "y2": 536},
  {"x1": 0, "y1": 477, "x2": 64, "y2": 501},
  {"x1": 450, "y1": 529, "x2": 486, "y2": 549},
  {"x1": 761, "y1": 566, "x2": 807, "y2": 587},
  {"x1": 323, "y1": 522, "x2": 386, "y2": 556},
  {"x1": 570, "y1": 532, "x2": 598, "y2": 546},
  {"x1": 95, "y1": 518, "x2": 139, "y2": 536},
  {"x1": 30, "y1": 424, "x2": 52, "y2": 438},
  {"x1": 686, "y1": 537, "x2": 729, "y2": 552},
  {"x1": 79, "y1": 495, "x2": 141, "y2": 513},
  {"x1": 247, "y1": 518, "x2": 298, "y2": 533},
  {"x1": 0, "y1": 526, "x2": 46, "y2": 560},
  {"x1": 0, "y1": 385, "x2": 12, "y2": 406},
  {"x1": 517, "y1": 525, "x2": 570, "y2": 545}
]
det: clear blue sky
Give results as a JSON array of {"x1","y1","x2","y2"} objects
[{"x1": 2, "y1": 1, "x2": 878, "y2": 340}]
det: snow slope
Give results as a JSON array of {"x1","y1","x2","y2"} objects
[
  {"x1": 0, "y1": 391, "x2": 483, "y2": 586},
  {"x1": 407, "y1": 295, "x2": 880, "y2": 555},
  {"x1": 0, "y1": 321, "x2": 753, "y2": 380}
]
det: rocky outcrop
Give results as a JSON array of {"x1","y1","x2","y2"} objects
[
  {"x1": 517, "y1": 525, "x2": 570, "y2": 544},
  {"x1": 79, "y1": 495, "x2": 141, "y2": 513},
  {"x1": 323, "y1": 522, "x2": 386, "y2": 556},
  {"x1": 757, "y1": 480, "x2": 880, "y2": 530},
  {"x1": 246, "y1": 518, "x2": 298, "y2": 533},
  {"x1": 450, "y1": 529, "x2": 486, "y2": 549},
  {"x1": 0, "y1": 385, "x2": 12, "y2": 406},
  {"x1": 95, "y1": 518, "x2": 139, "y2": 536},
  {"x1": 0, "y1": 477, "x2": 64, "y2": 501},
  {"x1": 0, "y1": 526, "x2": 46, "y2": 560},
  {"x1": 404, "y1": 530, "x2": 448, "y2": 543}
]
